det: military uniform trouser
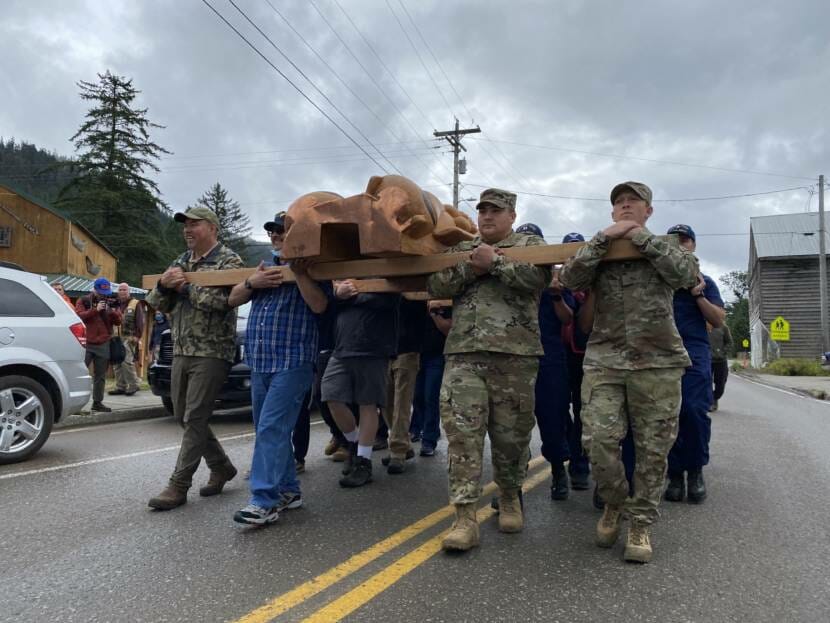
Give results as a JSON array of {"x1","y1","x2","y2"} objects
[
  {"x1": 582, "y1": 366, "x2": 683, "y2": 525},
  {"x1": 113, "y1": 338, "x2": 140, "y2": 392},
  {"x1": 441, "y1": 353, "x2": 537, "y2": 505},
  {"x1": 169, "y1": 356, "x2": 232, "y2": 489},
  {"x1": 382, "y1": 352, "x2": 420, "y2": 459}
]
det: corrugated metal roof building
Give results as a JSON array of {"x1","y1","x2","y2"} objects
[{"x1": 748, "y1": 212, "x2": 830, "y2": 365}]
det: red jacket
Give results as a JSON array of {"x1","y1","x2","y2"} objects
[{"x1": 75, "y1": 295, "x2": 122, "y2": 346}]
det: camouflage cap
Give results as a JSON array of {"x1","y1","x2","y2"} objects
[
  {"x1": 174, "y1": 206, "x2": 220, "y2": 228},
  {"x1": 264, "y1": 210, "x2": 288, "y2": 233},
  {"x1": 476, "y1": 188, "x2": 517, "y2": 212},
  {"x1": 610, "y1": 181, "x2": 653, "y2": 205}
]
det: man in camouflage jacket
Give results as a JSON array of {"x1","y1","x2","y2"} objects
[
  {"x1": 559, "y1": 181, "x2": 699, "y2": 563},
  {"x1": 146, "y1": 207, "x2": 244, "y2": 511},
  {"x1": 427, "y1": 188, "x2": 551, "y2": 552}
]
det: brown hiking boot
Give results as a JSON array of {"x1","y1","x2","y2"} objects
[
  {"x1": 497, "y1": 489, "x2": 524, "y2": 533},
  {"x1": 442, "y1": 503, "x2": 479, "y2": 551},
  {"x1": 331, "y1": 445, "x2": 350, "y2": 462},
  {"x1": 324, "y1": 437, "x2": 339, "y2": 456},
  {"x1": 624, "y1": 523, "x2": 653, "y2": 563},
  {"x1": 596, "y1": 504, "x2": 623, "y2": 548},
  {"x1": 148, "y1": 484, "x2": 188, "y2": 510},
  {"x1": 199, "y1": 463, "x2": 238, "y2": 497}
]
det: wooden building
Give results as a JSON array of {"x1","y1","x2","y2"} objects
[
  {"x1": 748, "y1": 212, "x2": 830, "y2": 366},
  {"x1": 0, "y1": 182, "x2": 147, "y2": 299}
]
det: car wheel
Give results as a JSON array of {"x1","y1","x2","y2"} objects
[
  {"x1": 161, "y1": 396, "x2": 175, "y2": 416},
  {"x1": 0, "y1": 375, "x2": 55, "y2": 464}
]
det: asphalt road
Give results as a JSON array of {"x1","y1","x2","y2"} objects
[{"x1": 2, "y1": 374, "x2": 829, "y2": 623}]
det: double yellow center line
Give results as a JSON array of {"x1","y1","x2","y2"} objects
[{"x1": 233, "y1": 456, "x2": 549, "y2": 623}]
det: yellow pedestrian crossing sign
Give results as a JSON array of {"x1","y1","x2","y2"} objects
[
  {"x1": 770, "y1": 316, "x2": 790, "y2": 341},
  {"x1": 742, "y1": 338, "x2": 749, "y2": 348}
]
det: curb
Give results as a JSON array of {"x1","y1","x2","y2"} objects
[
  {"x1": 55, "y1": 406, "x2": 169, "y2": 430},
  {"x1": 734, "y1": 370, "x2": 829, "y2": 401}
]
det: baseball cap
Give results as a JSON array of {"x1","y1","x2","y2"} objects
[
  {"x1": 476, "y1": 188, "x2": 517, "y2": 212},
  {"x1": 264, "y1": 211, "x2": 288, "y2": 233},
  {"x1": 174, "y1": 207, "x2": 220, "y2": 228},
  {"x1": 562, "y1": 232, "x2": 585, "y2": 243},
  {"x1": 667, "y1": 224, "x2": 696, "y2": 242},
  {"x1": 516, "y1": 223, "x2": 544, "y2": 238},
  {"x1": 93, "y1": 277, "x2": 113, "y2": 296},
  {"x1": 610, "y1": 181, "x2": 653, "y2": 205}
]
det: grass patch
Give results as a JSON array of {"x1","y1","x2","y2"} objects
[{"x1": 763, "y1": 358, "x2": 830, "y2": 377}]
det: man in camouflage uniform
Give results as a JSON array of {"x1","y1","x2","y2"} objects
[
  {"x1": 427, "y1": 188, "x2": 551, "y2": 552},
  {"x1": 146, "y1": 207, "x2": 244, "y2": 510},
  {"x1": 559, "y1": 182, "x2": 698, "y2": 563},
  {"x1": 110, "y1": 282, "x2": 144, "y2": 396}
]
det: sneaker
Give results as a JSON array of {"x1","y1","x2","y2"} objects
[
  {"x1": 295, "y1": 460, "x2": 305, "y2": 474},
  {"x1": 410, "y1": 432, "x2": 422, "y2": 443},
  {"x1": 277, "y1": 492, "x2": 303, "y2": 512},
  {"x1": 340, "y1": 457, "x2": 372, "y2": 487},
  {"x1": 91, "y1": 402, "x2": 112, "y2": 413},
  {"x1": 382, "y1": 448, "x2": 415, "y2": 466},
  {"x1": 233, "y1": 504, "x2": 279, "y2": 525},
  {"x1": 419, "y1": 443, "x2": 435, "y2": 457}
]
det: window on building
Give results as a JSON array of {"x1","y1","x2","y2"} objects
[{"x1": 0, "y1": 226, "x2": 11, "y2": 248}]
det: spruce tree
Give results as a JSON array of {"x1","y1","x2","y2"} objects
[
  {"x1": 56, "y1": 70, "x2": 173, "y2": 284},
  {"x1": 191, "y1": 182, "x2": 251, "y2": 259}
]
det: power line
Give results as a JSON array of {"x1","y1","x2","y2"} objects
[
  {"x1": 462, "y1": 182, "x2": 811, "y2": 203},
  {"x1": 199, "y1": 0, "x2": 390, "y2": 174},
  {"x1": 226, "y1": 0, "x2": 402, "y2": 176},
  {"x1": 261, "y1": 0, "x2": 442, "y2": 187},
  {"x1": 468, "y1": 136, "x2": 816, "y2": 182}
]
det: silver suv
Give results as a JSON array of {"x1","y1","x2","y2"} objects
[{"x1": 0, "y1": 265, "x2": 92, "y2": 463}]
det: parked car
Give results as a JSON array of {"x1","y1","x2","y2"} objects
[
  {"x1": 0, "y1": 265, "x2": 92, "y2": 464},
  {"x1": 147, "y1": 302, "x2": 251, "y2": 415}
]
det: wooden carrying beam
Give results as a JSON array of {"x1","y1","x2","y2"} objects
[{"x1": 141, "y1": 239, "x2": 641, "y2": 291}]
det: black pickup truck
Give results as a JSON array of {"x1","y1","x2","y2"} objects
[{"x1": 147, "y1": 303, "x2": 252, "y2": 415}]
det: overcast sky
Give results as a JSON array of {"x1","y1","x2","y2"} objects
[{"x1": 2, "y1": 0, "x2": 828, "y2": 295}]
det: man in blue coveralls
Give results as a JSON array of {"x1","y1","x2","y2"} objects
[
  {"x1": 516, "y1": 223, "x2": 576, "y2": 500},
  {"x1": 663, "y1": 224, "x2": 725, "y2": 504}
]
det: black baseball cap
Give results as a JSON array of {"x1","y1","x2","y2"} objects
[
  {"x1": 667, "y1": 224, "x2": 696, "y2": 242},
  {"x1": 264, "y1": 211, "x2": 287, "y2": 233}
]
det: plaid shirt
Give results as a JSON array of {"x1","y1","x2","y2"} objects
[{"x1": 245, "y1": 260, "x2": 331, "y2": 373}]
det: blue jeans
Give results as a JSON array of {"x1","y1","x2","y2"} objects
[
  {"x1": 418, "y1": 354, "x2": 445, "y2": 447},
  {"x1": 249, "y1": 364, "x2": 313, "y2": 509}
]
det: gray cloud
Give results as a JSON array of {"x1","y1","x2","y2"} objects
[{"x1": 2, "y1": 0, "x2": 827, "y2": 293}]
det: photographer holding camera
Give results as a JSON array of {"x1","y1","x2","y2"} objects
[{"x1": 75, "y1": 277, "x2": 122, "y2": 412}]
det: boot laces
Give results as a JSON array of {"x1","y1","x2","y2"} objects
[
  {"x1": 601, "y1": 507, "x2": 621, "y2": 528},
  {"x1": 630, "y1": 527, "x2": 649, "y2": 546}
]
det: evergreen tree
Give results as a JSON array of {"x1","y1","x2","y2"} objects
[
  {"x1": 191, "y1": 182, "x2": 251, "y2": 259},
  {"x1": 719, "y1": 270, "x2": 750, "y2": 355},
  {"x1": 56, "y1": 71, "x2": 174, "y2": 284}
]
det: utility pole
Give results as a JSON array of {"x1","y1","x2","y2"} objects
[
  {"x1": 820, "y1": 174, "x2": 828, "y2": 353},
  {"x1": 434, "y1": 119, "x2": 480, "y2": 209}
]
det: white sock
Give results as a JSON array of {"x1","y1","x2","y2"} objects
[
  {"x1": 357, "y1": 444, "x2": 373, "y2": 460},
  {"x1": 343, "y1": 429, "x2": 358, "y2": 442}
]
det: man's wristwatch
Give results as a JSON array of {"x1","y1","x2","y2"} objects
[{"x1": 244, "y1": 278, "x2": 253, "y2": 290}]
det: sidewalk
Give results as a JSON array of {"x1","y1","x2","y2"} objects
[
  {"x1": 736, "y1": 369, "x2": 830, "y2": 400},
  {"x1": 56, "y1": 390, "x2": 168, "y2": 429}
]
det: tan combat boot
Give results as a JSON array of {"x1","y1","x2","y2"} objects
[
  {"x1": 596, "y1": 504, "x2": 623, "y2": 547},
  {"x1": 442, "y1": 503, "x2": 479, "y2": 551},
  {"x1": 148, "y1": 484, "x2": 188, "y2": 510},
  {"x1": 624, "y1": 523, "x2": 653, "y2": 563},
  {"x1": 497, "y1": 488, "x2": 524, "y2": 533},
  {"x1": 199, "y1": 462, "x2": 238, "y2": 497}
]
